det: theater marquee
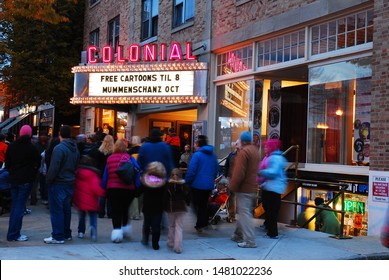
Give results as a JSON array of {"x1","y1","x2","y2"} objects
[{"x1": 71, "y1": 42, "x2": 208, "y2": 105}]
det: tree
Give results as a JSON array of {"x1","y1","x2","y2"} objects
[{"x1": 0, "y1": 0, "x2": 84, "y2": 125}]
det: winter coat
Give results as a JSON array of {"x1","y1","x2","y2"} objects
[
  {"x1": 164, "y1": 179, "x2": 189, "y2": 213},
  {"x1": 185, "y1": 145, "x2": 219, "y2": 191},
  {"x1": 259, "y1": 150, "x2": 287, "y2": 194},
  {"x1": 141, "y1": 166, "x2": 166, "y2": 214},
  {"x1": 105, "y1": 152, "x2": 138, "y2": 190},
  {"x1": 137, "y1": 141, "x2": 174, "y2": 178},
  {"x1": 315, "y1": 204, "x2": 341, "y2": 235},
  {"x1": 166, "y1": 134, "x2": 181, "y2": 147},
  {"x1": 46, "y1": 139, "x2": 79, "y2": 185},
  {"x1": 229, "y1": 144, "x2": 260, "y2": 193},
  {"x1": 73, "y1": 167, "x2": 105, "y2": 211},
  {"x1": 5, "y1": 136, "x2": 41, "y2": 184}
]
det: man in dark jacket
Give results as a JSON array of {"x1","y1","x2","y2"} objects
[
  {"x1": 185, "y1": 135, "x2": 219, "y2": 233},
  {"x1": 44, "y1": 125, "x2": 80, "y2": 244},
  {"x1": 5, "y1": 125, "x2": 41, "y2": 241}
]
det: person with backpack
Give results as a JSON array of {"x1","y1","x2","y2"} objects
[{"x1": 102, "y1": 139, "x2": 140, "y2": 243}]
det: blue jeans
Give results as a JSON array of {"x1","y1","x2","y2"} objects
[
  {"x1": 48, "y1": 183, "x2": 74, "y2": 241},
  {"x1": 7, "y1": 183, "x2": 32, "y2": 241},
  {"x1": 78, "y1": 211, "x2": 97, "y2": 234}
]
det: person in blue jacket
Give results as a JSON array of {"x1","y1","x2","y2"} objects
[
  {"x1": 258, "y1": 139, "x2": 287, "y2": 239},
  {"x1": 185, "y1": 135, "x2": 219, "y2": 233}
]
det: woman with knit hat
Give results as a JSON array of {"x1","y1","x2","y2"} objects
[{"x1": 4, "y1": 125, "x2": 41, "y2": 241}]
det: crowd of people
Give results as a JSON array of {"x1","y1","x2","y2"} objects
[{"x1": 1, "y1": 124, "x2": 341, "y2": 254}]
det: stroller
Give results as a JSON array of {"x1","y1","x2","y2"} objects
[{"x1": 208, "y1": 177, "x2": 230, "y2": 225}]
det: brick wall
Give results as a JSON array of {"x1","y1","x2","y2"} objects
[
  {"x1": 83, "y1": 0, "x2": 208, "y2": 49},
  {"x1": 212, "y1": 0, "x2": 317, "y2": 37},
  {"x1": 370, "y1": 0, "x2": 389, "y2": 170}
]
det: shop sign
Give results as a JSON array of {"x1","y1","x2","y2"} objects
[
  {"x1": 344, "y1": 200, "x2": 365, "y2": 214},
  {"x1": 87, "y1": 42, "x2": 196, "y2": 64},
  {"x1": 372, "y1": 176, "x2": 389, "y2": 202},
  {"x1": 89, "y1": 71, "x2": 194, "y2": 97}
]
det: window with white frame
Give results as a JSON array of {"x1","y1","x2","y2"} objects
[
  {"x1": 257, "y1": 30, "x2": 305, "y2": 67},
  {"x1": 141, "y1": 0, "x2": 158, "y2": 41},
  {"x1": 173, "y1": 0, "x2": 195, "y2": 28},
  {"x1": 216, "y1": 45, "x2": 253, "y2": 76},
  {"x1": 89, "y1": 29, "x2": 99, "y2": 47},
  {"x1": 108, "y1": 16, "x2": 120, "y2": 52},
  {"x1": 311, "y1": 9, "x2": 373, "y2": 56}
]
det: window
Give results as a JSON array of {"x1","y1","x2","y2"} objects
[
  {"x1": 173, "y1": 0, "x2": 194, "y2": 28},
  {"x1": 141, "y1": 0, "x2": 159, "y2": 41},
  {"x1": 108, "y1": 16, "x2": 120, "y2": 52},
  {"x1": 311, "y1": 9, "x2": 373, "y2": 56},
  {"x1": 307, "y1": 57, "x2": 372, "y2": 165},
  {"x1": 216, "y1": 45, "x2": 253, "y2": 76},
  {"x1": 89, "y1": 29, "x2": 99, "y2": 47},
  {"x1": 257, "y1": 30, "x2": 305, "y2": 67},
  {"x1": 214, "y1": 80, "x2": 252, "y2": 159}
]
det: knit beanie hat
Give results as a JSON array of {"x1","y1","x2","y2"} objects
[
  {"x1": 240, "y1": 131, "x2": 252, "y2": 142},
  {"x1": 19, "y1": 125, "x2": 32, "y2": 137}
]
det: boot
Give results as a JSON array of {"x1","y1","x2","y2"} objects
[
  {"x1": 152, "y1": 232, "x2": 160, "y2": 250},
  {"x1": 111, "y1": 229, "x2": 123, "y2": 243},
  {"x1": 121, "y1": 224, "x2": 132, "y2": 239}
]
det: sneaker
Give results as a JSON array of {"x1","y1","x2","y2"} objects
[
  {"x1": 44, "y1": 237, "x2": 65, "y2": 244},
  {"x1": 174, "y1": 248, "x2": 182, "y2": 254},
  {"x1": 264, "y1": 234, "x2": 279, "y2": 239},
  {"x1": 65, "y1": 236, "x2": 72, "y2": 241},
  {"x1": 14, "y1": 235, "x2": 28, "y2": 241},
  {"x1": 78, "y1": 232, "x2": 85, "y2": 239},
  {"x1": 231, "y1": 234, "x2": 244, "y2": 243},
  {"x1": 24, "y1": 208, "x2": 32, "y2": 215},
  {"x1": 238, "y1": 241, "x2": 257, "y2": 248}
]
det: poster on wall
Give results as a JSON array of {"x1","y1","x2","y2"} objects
[
  {"x1": 192, "y1": 121, "x2": 207, "y2": 150},
  {"x1": 353, "y1": 77, "x2": 371, "y2": 165},
  {"x1": 268, "y1": 80, "x2": 281, "y2": 139},
  {"x1": 253, "y1": 80, "x2": 263, "y2": 149},
  {"x1": 371, "y1": 175, "x2": 389, "y2": 203}
]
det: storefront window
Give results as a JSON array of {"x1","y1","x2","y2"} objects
[
  {"x1": 216, "y1": 45, "x2": 253, "y2": 76},
  {"x1": 215, "y1": 79, "x2": 253, "y2": 159},
  {"x1": 116, "y1": 111, "x2": 128, "y2": 140},
  {"x1": 307, "y1": 57, "x2": 372, "y2": 165}
]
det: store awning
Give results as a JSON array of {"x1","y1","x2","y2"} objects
[{"x1": 0, "y1": 113, "x2": 31, "y2": 135}]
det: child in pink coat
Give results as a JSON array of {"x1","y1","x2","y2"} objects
[{"x1": 73, "y1": 156, "x2": 105, "y2": 241}]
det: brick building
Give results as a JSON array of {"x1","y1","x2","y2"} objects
[{"x1": 74, "y1": 0, "x2": 388, "y2": 236}]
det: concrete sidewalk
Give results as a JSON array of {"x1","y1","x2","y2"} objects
[{"x1": 0, "y1": 202, "x2": 388, "y2": 260}]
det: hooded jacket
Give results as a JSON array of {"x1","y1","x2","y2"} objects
[
  {"x1": 185, "y1": 145, "x2": 219, "y2": 191},
  {"x1": 46, "y1": 139, "x2": 80, "y2": 185},
  {"x1": 73, "y1": 166, "x2": 105, "y2": 211},
  {"x1": 259, "y1": 150, "x2": 287, "y2": 194}
]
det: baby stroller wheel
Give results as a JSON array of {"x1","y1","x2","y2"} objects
[{"x1": 211, "y1": 215, "x2": 221, "y2": 225}]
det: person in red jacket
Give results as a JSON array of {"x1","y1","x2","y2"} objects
[
  {"x1": 0, "y1": 133, "x2": 8, "y2": 167},
  {"x1": 165, "y1": 127, "x2": 181, "y2": 167},
  {"x1": 73, "y1": 155, "x2": 105, "y2": 241}
]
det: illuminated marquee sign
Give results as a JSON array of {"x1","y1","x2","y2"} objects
[
  {"x1": 89, "y1": 71, "x2": 194, "y2": 97},
  {"x1": 87, "y1": 42, "x2": 196, "y2": 63},
  {"x1": 344, "y1": 200, "x2": 365, "y2": 214}
]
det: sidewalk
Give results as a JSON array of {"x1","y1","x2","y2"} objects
[{"x1": 0, "y1": 202, "x2": 388, "y2": 260}]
